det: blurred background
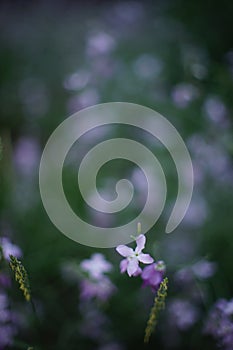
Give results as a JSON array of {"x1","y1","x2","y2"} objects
[{"x1": 0, "y1": 1, "x2": 233, "y2": 349}]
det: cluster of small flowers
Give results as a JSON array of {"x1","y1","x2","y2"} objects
[
  {"x1": 115, "y1": 228, "x2": 167, "y2": 343},
  {"x1": 0, "y1": 293, "x2": 18, "y2": 350},
  {"x1": 78, "y1": 255, "x2": 123, "y2": 349},
  {"x1": 61, "y1": 253, "x2": 116, "y2": 302},
  {"x1": 204, "y1": 298, "x2": 233, "y2": 350},
  {"x1": 116, "y1": 231, "x2": 165, "y2": 292},
  {"x1": 61, "y1": 226, "x2": 166, "y2": 346},
  {"x1": 61, "y1": 253, "x2": 117, "y2": 346},
  {"x1": 162, "y1": 258, "x2": 216, "y2": 344},
  {"x1": 79, "y1": 253, "x2": 116, "y2": 302},
  {"x1": 158, "y1": 257, "x2": 217, "y2": 348}
]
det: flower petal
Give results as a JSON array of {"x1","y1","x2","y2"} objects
[
  {"x1": 138, "y1": 253, "x2": 154, "y2": 264},
  {"x1": 127, "y1": 258, "x2": 139, "y2": 277},
  {"x1": 120, "y1": 259, "x2": 128, "y2": 273},
  {"x1": 132, "y1": 266, "x2": 142, "y2": 276},
  {"x1": 150, "y1": 271, "x2": 163, "y2": 286},
  {"x1": 141, "y1": 264, "x2": 155, "y2": 279},
  {"x1": 116, "y1": 245, "x2": 134, "y2": 257},
  {"x1": 80, "y1": 259, "x2": 91, "y2": 271},
  {"x1": 135, "y1": 234, "x2": 146, "y2": 253}
]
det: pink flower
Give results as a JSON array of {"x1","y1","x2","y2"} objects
[
  {"x1": 141, "y1": 260, "x2": 166, "y2": 291},
  {"x1": 116, "y1": 234, "x2": 153, "y2": 277},
  {"x1": 79, "y1": 277, "x2": 116, "y2": 301},
  {"x1": 79, "y1": 254, "x2": 116, "y2": 302}
]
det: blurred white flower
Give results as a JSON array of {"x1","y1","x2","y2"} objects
[
  {"x1": 0, "y1": 237, "x2": 22, "y2": 261},
  {"x1": 80, "y1": 253, "x2": 112, "y2": 279},
  {"x1": 203, "y1": 96, "x2": 228, "y2": 126},
  {"x1": 172, "y1": 83, "x2": 199, "y2": 108},
  {"x1": 63, "y1": 70, "x2": 90, "y2": 91},
  {"x1": 188, "y1": 134, "x2": 232, "y2": 182},
  {"x1": 168, "y1": 299, "x2": 199, "y2": 330},
  {"x1": 86, "y1": 32, "x2": 116, "y2": 56},
  {"x1": 192, "y1": 259, "x2": 216, "y2": 279}
]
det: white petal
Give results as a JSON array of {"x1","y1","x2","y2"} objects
[
  {"x1": 138, "y1": 253, "x2": 154, "y2": 264},
  {"x1": 135, "y1": 234, "x2": 146, "y2": 253},
  {"x1": 127, "y1": 258, "x2": 139, "y2": 276},
  {"x1": 80, "y1": 260, "x2": 91, "y2": 271},
  {"x1": 116, "y1": 245, "x2": 134, "y2": 257}
]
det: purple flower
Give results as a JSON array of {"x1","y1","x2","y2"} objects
[
  {"x1": 0, "y1": 293, "x2": 18, "y2": 349},
  {"x1": 0, "y1": 325, "x2": 16, "y2": 350},
  {"x1": 80, "y1": 276, "x2": 116, "y2": 302},
  {"x1": 141, "y1": 260, "x2": 166, "y2": 291},
  {"x1": 79, "y1": 254, "x2": 116, "y2": 302},
  {"x1": 116, "y1": 234, "x2": 153, "y2": 277},
  {"x1": 204, "y1": 298, "x2": 233, "y2": 350},
  {"x1": 168, "y1": 299, "x2": 199, "y2": 331},
  {"x1": 0, "y1": 237, "x2": 22, "y2": 261},
  {"x1": 80, "y1": 253, "x2": 112, "y2": 279},
  {"x1": 192, "y1": 259, "x2": 216, "y2": 279}
]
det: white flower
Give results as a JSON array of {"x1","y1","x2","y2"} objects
[
  {"x1": 116, "y1": 234, "x2": 153, "y2": 277},
  {"x1": 80, "y1": 253, "x2": 112, "y2": 279}
]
